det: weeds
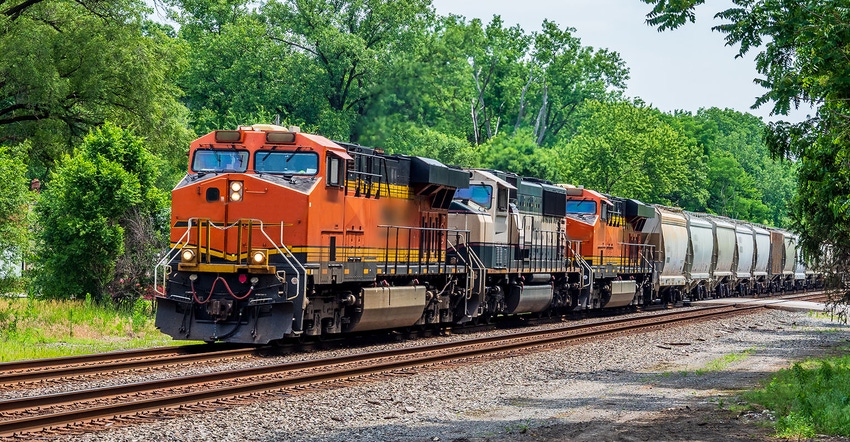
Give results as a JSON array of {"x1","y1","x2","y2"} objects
[
  {"x1": 694, "y1": 348, "x2": 755, "y2": 375},
  {"x1": 745, "y1": 355, "x2": 850, "y2": 438},
  {"x1": 0, "y1": 296, "x2": 181, "y2": 362}
]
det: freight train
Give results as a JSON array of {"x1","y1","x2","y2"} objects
[{"x1": 154, "y1": 125, "x2": 820, "y2": 344}]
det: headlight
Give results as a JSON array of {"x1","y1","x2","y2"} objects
[
  {"x1": 251, "y1": 250, "x2": 267, "y2": 265},
  {"x1": 181, "y1": 248, "x2": 197, "y2": 263},
  {"x1": 229, "y1": 180, "x2": 243, "y2": 202}
]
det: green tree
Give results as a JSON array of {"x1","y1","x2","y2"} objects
[
  {"x1": 527, "y1": 20, "x2": 628, "y2": 146},
  {"x1": 34, "y1": 123, "x2": 167, "y2": 301},
  {"x1": 479, "y1": 128, "x2": 561, "y2": 181},
  {"x1": 664, "y1": 108, "x2": 796, "y2": 225},
  {"x1": 170, "y1": 0, "x2": 299, "y2": 134},
  {"x1": 262, "y1": 0, "x2": 432, "y2": 140},
  {"x1": 0, "y1": 0, "x2": 192, "y2": 180},
  {"x1": 560, "y1": 100, "x2": 705, "y2": 205},
  {"x1": 362, "y1": 120, "x2": 479, "y2": 168},
  {"x1": 0, "y1": 145, "x2": 31, "y2": 290},
  {"x1": 639, "y1": 0, "x2": 846, "y2": 269},
  {"x1": 365, "y1": 15, "x2": 628, "y2": 148}
]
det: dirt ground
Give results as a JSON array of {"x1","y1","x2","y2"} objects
[
  {"x1": 441, "y1": 314, "x2": 850, "y2": 442},
  {"x1": 467, "y1": 403, "x2": 850, "y2": 442}
]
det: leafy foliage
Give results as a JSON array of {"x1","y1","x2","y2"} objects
[
  {"x1": 560, "y1": 100, "x2": 704, "y2": 205},
  {"x1": 262, "y1": 0, "x2": 433, "y2": 140},
  {"x1": 745, "y1": 355, "x2": 850, "y2": 438},
  {"x1": 0, "y1": 145, "x2": 32, "y2": 289},
  {"x1": 359, "y1": 119, "x2": 479, "y2": 168},
  {"x1": 34, "y1": 123, "x2": 167, "y2": 301},
  {"x1": 665, "y1": 108, "x2": 796, "y2": 225},
  {"x1": 479, "y1": 129, "x2": 562, "y2": 181},
  {"x1": 370, "y1": 14, "x2": 628, "y2": 148},
  {"x1": 0, "y1": 0, "x2": 192, "y2": 179}
]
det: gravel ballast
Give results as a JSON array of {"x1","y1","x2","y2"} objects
[{"x1": 50, "y1": 309, "x2": 849, "y2": 442}]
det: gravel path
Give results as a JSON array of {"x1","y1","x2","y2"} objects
[{"x1": 45, "y1": 309, "x2": 849, "y2": 442}]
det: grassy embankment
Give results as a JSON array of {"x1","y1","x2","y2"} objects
[
  {"x1": 744, "y1": 346, "x2": 850, "y2": 439},
  {"x1": 0, "y1": 296, "x2": 180, "y2": 362}
]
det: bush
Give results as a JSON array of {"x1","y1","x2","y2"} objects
[
  {"x1": 33, "y1": 123, "x2": 167, "y2": 302},
  {"x1": 745, "y1": 355, "x2": 850, "y2": 438},
  {"x1": 0, "y1": 145, "x2": 32, "y2": 293}
]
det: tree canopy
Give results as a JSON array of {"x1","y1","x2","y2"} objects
[
  {"x1": 560, "y1": 100, "x2": 704, "y2": 205},
  {"x1": 0, "y1": 0, "x2": 192, "y2": 180}
]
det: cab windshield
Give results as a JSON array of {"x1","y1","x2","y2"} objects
[
  {"x1": 192, "y1": 149, "x2": 249, "y2": 173},
  {"x1": 455, "y1": 184, "x2": 493, "y2": 209},
  {"x1": 255, "y1": 151, "x2": 319, "y2": 175},
  {"x1": 566, "y1": 199, "x2": 597, "y2": 215}
]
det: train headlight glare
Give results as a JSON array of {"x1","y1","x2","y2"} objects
[
  {"x1": 251, "y1": 250, "x2": 267, "y2": 265},
  {"x1": 229, "y1": 181, "x2": 244, "y2": 202},
  {"x1": 181, "y1": 248, "x2": 196, "y2": 263}
]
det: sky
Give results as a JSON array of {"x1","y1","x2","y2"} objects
[{"x1": 430, "y1": 0, "x2": 814, "y2": 123}]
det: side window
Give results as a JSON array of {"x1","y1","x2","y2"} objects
[
  {"x1": 327, "y1": 155, "x2": 342, "y2": 186},
  {"x1": 497, "y1": 189, "x2": 508, "y2": 211},
  {"x1": 600, "y1": 203, "x2": 608, "y2": 221}
]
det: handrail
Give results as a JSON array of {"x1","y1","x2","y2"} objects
[
  {"x1": 154, "y1": 221, "x2": 193, "y2": 296},
  {"x1": 153, "y1": 218, "x2": 307, "y2": 301},
  {"x1": 568, "y1": 241, "x2": 594, "y2": 295}
]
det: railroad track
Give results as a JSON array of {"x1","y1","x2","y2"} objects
[
  {"x1": 0, "y1": 302, "x2": 769, "y2": 440},
  {"x1": 0, "y1": 344, "x2": 262, "y2": 386}
]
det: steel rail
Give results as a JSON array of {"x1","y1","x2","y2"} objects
[
  {"x1": 0, "y1": 344, "x2": 235, "y2": 372},
  {"x1": 0, "y1": 303, "x2": 762, "y2": 438},
  {"x1": 0, "y1": 347, "x2": 258, "y2": 385}
]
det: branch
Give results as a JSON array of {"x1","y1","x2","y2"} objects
[
  {"x1": 269, "y1": 36, "x2": 318, "y2": 57},
  {"x1": 0, "y1": 102, "x2": 27, "y2": 118},
  {"x1": 0, "y1": 111, "x2": 50, "y2": 125},
  {"x1": 4, "y1": 0, "x2": 44, "y2": 19}
]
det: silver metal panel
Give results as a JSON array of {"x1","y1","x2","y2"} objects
[
  {"x1": 735, "y1": 224, "x2": 755, "y2": 278},
  {"x1": 752, "y1": 225, "x2": 770, "y2": 276},
  {"x1": 658, "y1": 208, "x2": 688, "y2": 284},
  {"x1": 712, "y1": 218, "x2": 736, "y2": 277},
  {"x1": 686, "y1": 214, "x2": 713, "y2": 280},
  {"x1": 794, "y1": 237, "x2": 806, "y2": 279},
  {"x1": 506, "y1": 284, "x2": 553, "y2": 314},
  {"x1": 604, "y1": 280, "x2": 636, "y2": 308},
  {"x1": 783, "y1": 234, "x2": 796, "y2": 274},
  {"x1": 349, "y1": 286, "x2": 426, "y2": 332}
]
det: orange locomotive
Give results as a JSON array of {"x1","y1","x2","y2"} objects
[
  {"x1": 562, "y1": 186, "x2": 656, "y2": 309},
  {"x1": 154, "y1": 125, "x2": 469, "y2": 343}
]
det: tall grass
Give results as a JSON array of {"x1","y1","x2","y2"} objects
[
  {"x1": 0, "y1": 296, "x2": 179, "y2": 362},
  {"x1": 745, "y1": 352, "x2": 850, "y2": 438}
]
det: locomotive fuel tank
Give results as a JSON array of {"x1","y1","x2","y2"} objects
[
  {"x1": 346, "y1": 286, "x2": 427, "y2": 332},
  {"x1": 506, "y1": 277, "x2": 554, "y2": 314}
]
